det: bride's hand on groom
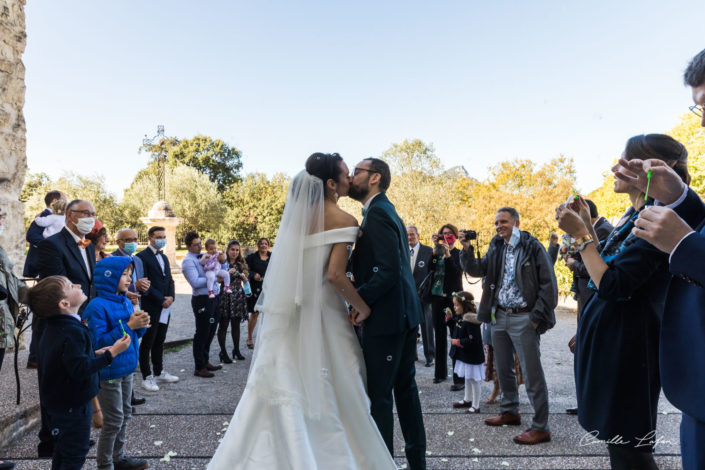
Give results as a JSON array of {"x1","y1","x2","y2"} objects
[{"x1": 348, "y1": 306, "x2": 371, "y2": 326}]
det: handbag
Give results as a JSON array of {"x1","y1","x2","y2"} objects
[{"x1": 417, "y1": 271, "x2": 434, "y2": 305}]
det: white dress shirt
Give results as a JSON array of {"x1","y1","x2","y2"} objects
[
  {"x1": 409, "y1": 241, "x2": 420, "y2": 270},
  {"x1": 67, "y1": 229, "x2": 91, "y2": 279},
  {"x1": 149, "y1": 244, "x2": 166, "y2": 275}
]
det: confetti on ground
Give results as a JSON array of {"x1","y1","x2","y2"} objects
[
  {"x1": 180, "y1": 369, "x2": 186, "y2": 372},
  {"x1": 149, "y1": 425, "x2": 155, "y2": 429},
  {"x1": 153, "y1": 441, "x2": 163, "y2": 446},
  {"x1": 167, "y1": 451, "x2": 177, "y2": 457},
  {"x1": 222, "y1": 421, "x2": 229, "y2": 426},
  {"x1": 472, "y1": 447, "x2": 481, "y2": 454},
  {"x1": 399, "y1": 465, "x2": 407, "y2": 469},
  {"x1": 501, "y1": 462, "x2": 510, "y2": 467},
  {"x1": 472, "y1": 458, "x2": 479, "y2": 462},
  {"x1": 426, "y1": 451, "x2": 432, "y2": 455},
  {"x1": 160, "y1": 455, "x2": 171, "y2": 462},
  {"x1": 447, "y1": 431, "x2": 454, "y2": 436},
  {"x1": 218, "y1": 438, "x2": 223, "y2": 443},
  {"x1": 469, "y1": 438, "x2": 475, "y2": 442},
  {"x1": 441, "y1": 458, "x2": 448, "y2": 462}
]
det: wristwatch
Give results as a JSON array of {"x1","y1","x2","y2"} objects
[{"x1": 573, "y1": 234, "x2": 594, "y2": 252}]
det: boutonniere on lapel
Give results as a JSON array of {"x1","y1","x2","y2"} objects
[
  {"x1": 357, "y1": 229, "x2": 363, "y2": 239},
  {"x1": 81, "y1": 318, "x2": 88, "y2": 326}
]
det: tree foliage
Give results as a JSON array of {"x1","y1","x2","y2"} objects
[
  {"x1": 141, "y1": 135, "x2": 243, "y2": 192},
  {"x1": 668, "y1": 112, "x2": 705, "y2": 196}
]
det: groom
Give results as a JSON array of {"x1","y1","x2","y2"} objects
[{"x1": 349, "y1": 158, "x2": 427, "y2": 470}]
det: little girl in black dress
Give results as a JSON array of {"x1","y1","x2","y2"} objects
[{"x1": 449, "y1": 291, "x2": 485, "y2": 413}]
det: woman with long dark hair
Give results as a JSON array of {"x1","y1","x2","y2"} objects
[
  {"x1": 217, "y1": 240, "x2": 249, "y2": 363},
  {"x1": 245, "y1": 237, "x2": 271, "y2": 349},
  {"x1": 557, "y1": 134, "x2": 691, "y2": 469}
]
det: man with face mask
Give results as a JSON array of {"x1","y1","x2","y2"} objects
[
  {"x1": 112, "y1": 227, "x2": 151, "y2": 407},
  {"x1": 35, "y1": 199, "x2": 98, "y2": 457},
  {"x1": 459, "y1": 207, "x2": 557, "y2": 446}
]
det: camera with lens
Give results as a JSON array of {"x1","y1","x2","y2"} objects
[{"x1": 461, "y1": 230, "x2": 477, "y2": 242}]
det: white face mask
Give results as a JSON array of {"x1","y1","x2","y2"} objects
[
  {"x1": 0, "y1": 224, "x2": 4, "y2": 235},
  {"x1": 509, "y1": 225, "x2": 521, "y2": 246},
  {"x1": 76, "y1": 217, "x2": 95, "y2": 235}
]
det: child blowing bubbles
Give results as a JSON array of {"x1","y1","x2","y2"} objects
[
  {"x1": 200, "y1": 239, "x2": 232, "y2": 298},
  {"x1": 27, "y1": 276, "x2": 130, "y2": 470},
  {"x1": 83, "y1": 257, "x2": 150, "y2": 470},
  {"x1": 449, "y1": 291, "x2": 485, "y2": 413}
]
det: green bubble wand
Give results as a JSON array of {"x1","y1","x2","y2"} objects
[
  {"x1": 644, "y1": 169, "x2": 653, "y2": 201},
  {"x1": 118, "y1": 319, "x2": 128, "y2": 336}
]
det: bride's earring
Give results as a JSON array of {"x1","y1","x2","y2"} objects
[{"x1": 334, "y1": 192, "x2": 339, "y2": 201}]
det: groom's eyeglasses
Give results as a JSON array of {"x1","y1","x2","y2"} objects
[{"x1": 352, "y1": 168, "x2": 379, "y2": 177}]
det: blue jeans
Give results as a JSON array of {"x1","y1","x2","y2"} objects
[{"x1": 46, "y1": 401, "x2": 92, "y2": 470}]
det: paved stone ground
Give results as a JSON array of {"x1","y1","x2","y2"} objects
[{"x1": 1, "y1": 275, "x2": 683, "y2": 469}]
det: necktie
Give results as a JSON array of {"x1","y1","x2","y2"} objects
[
  {"x1": 410, "y1": 247, "x2": 414, "y2": 257},
  {"x1": 77, "y1": 239, "x2": 91, "y2": 249}
]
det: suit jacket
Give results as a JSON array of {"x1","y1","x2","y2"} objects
[
  {"x1": 136, "y1": 247, "x2": 175, "y2": 313},
  {"x1": 411, "y1": 244, "x2": 433, "y2": 288},
  {"x1": 351, "y1": 193, "x2": 423, "y2": 336},
  {"x1": 37, "y1": 227, "x2": 95, "y2": 305},
  {"x1": 660, "y1": 188, "x2": 705, "y2": 422},
  {"x1": 23, "y1": 208, "x2": 52, "y2": 277}
]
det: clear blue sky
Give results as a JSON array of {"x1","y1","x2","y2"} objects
[{"x1": 23, "y1": 0, "x2": 705, "y2": 199}]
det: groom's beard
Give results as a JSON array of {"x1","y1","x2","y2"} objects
[{"x1": 348, "y1": 183, "x2": 369, "y2": 202}]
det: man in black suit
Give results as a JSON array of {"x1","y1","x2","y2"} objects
[
  {"x1": 35, "y1": 199, "x2": 97, "y2": 457},
  {"x1": 25, "y1": 190, "x2": 65, "y2": 369},
  {"x1": 136, "y1": 226, "x2": 177, "y2": 393},
  {"x1": 407, "y1": 225, "x2": 434, "y2": 367},
  {"x1": 349, "y1": 158, "x2": 426, "y2": 470}
]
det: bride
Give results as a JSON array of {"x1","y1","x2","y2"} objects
[{"x1": 207, "y1": 153, "x2": 398, "y2": 470}]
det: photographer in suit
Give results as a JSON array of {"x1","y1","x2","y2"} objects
[
  {"x1": 407, "y1": 225, "x2": 434, "y2": 367},
  {"x1": 136, "y1": 226, "x2": 178, "y2": 393}
]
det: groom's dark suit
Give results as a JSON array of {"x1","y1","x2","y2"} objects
[{"x1": 351, "y1": 192, "x2": 426, "y2": 470}]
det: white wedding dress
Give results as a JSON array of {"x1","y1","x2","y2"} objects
[{"x1": 208, "y1": 172, "x2": 397, "y2": 470}]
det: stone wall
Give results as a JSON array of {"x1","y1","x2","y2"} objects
[{"x1": 0, "y1": 0, "x2": 26, "y2": 276}]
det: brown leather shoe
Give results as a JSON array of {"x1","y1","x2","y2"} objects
[
  {"x1": 205, "y1": 363, "x2": 222, "y2": 371},
  {"x1": 513, "y1": 429, "x2": 551, "y2": 445},
  {"x1": 194, "y1": 369, "x2": 215, "y2": 378},
  {"x1": 485, "y1": 412, "x2": 521, "y2": 426}
]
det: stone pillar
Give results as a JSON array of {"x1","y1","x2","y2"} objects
[
  {"x1": 0, "y1": 0, "x2": 27, "y2": 276},
  {"x1": 140, "y1": 201, "x2": 182, "y2": 270}
]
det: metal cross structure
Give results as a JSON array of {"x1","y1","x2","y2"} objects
[{"x1": 143, "y1": 125, "x2": 167, "y2": 201}]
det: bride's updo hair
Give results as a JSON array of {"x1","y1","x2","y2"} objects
[{"x1": 306, "y1": 153, "x2": 344, "y2": 186}]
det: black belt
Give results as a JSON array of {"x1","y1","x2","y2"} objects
[{"x1": 498, "y1": 306, "x2": 530, "y2": 314}]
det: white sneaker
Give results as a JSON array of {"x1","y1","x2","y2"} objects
[
  {"x1": 141, "y1": 375, "x2": 159, "y2": 392},
  {"x1": 155, "y1": 371, "x2": 179, "y2": 383}
]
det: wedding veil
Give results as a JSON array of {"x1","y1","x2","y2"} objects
[{"x1": 250, "y1": 170, "x2": 328, "y2": 418}]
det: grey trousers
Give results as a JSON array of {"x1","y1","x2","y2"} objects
[
  {"x1": 96, "y1": 374, "x2": 133, "y2": 469},
  {"x1": 419, "y1": 303, "x2": 435, "y2": 363},
  {"x1": 492, "y1": 309, "x2": 549, "y2": 431}
]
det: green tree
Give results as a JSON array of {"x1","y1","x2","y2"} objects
[
  {"x1": 20, "y1": 172, "x2": 51, "y2": 202},
  {"x1": 120, "y1": 164, "x2": 227, "y2": 242},
  {"x1": 141, "y1": 135, "x2": 243, "y2": 192},
  {"x1": 224, "y1": 173, "x2": 290, "y2": 246},
  {"x1": 22, "y1": 173, "x2": 122, "y2": 233}
]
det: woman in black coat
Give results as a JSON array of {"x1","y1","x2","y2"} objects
[
  {"x1": 557, "y1": 134, "x2": 694, "y2": 470},
  {"x1": 245, "y1": 237, "x2": 271, "y2": 349},
  {"x1": 429, "y1": 223, "x2": 464, "y2": 388}
]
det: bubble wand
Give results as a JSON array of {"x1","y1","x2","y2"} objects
[
  {"x1": 118, "y1": 319, "x2": 128, "y2": 336},
  {"x1": 644, "y1": 169, "x2": 653, "y2": 201}
]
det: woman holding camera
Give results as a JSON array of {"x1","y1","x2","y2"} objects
[
  {"x1": 556, "y1": 134, "x2": 697, "y2": 469},
  {"x1": 429, "y1": 223, "x2": 464, "y2": 390}
]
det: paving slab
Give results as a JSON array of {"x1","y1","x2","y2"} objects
[{"x1": 1, "y1": 291, "x2": 684, "y2": 469}]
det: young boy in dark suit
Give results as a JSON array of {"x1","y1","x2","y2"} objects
[{"x1": 27, "y1": 275, "x2": 130, "y2": 470}]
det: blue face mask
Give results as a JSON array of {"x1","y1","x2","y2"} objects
[
  {"x1": 509, "y1": 225, "x2": 521, "y2": 247},
  {"x1": 123, "y1": 242, "x2": 138, "y2": 254},
  {"x1": 154, "y1": 239, "x2": 167, "y2": 250}
]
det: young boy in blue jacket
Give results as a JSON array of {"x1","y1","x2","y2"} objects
[
  {"x1": 83, "y1": 257, "x2": 151, "y2": 470},
  {"x1": 26, "y1": 275, "x2": 130, "y2": 470}
]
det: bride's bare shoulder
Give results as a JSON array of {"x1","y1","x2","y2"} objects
[{"x1": 324, "y1": 206, "x2": 359, "y2": 231}]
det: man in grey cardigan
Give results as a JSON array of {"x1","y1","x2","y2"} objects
[{"x1": 459, "y1": 207, "x2": 557, "y2": 446}]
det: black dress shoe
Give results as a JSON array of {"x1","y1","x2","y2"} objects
[
  {"x1": 89, "y1": 439, "x2": 95, "y2": 447},
  {"x1": 566, "y1": 407, "x2": 578, "y2": 415},
  {"x1": 233, "y1": 350, "x2": 245, "y2": 360},
  {"x1": 450, "y1": 384, "x2": 465, "y2": 392},
  {"x1": 424, "y1": 361, "x2": 434, "y2": 367},
  {"x1": 114, "y1": 455, "x2": 148, "y2": 470},
  {"x1": 131, "y1": 395, "x2": 146, "y2": 406},
  {"x1": 219, "y1": 351, "x2": 233, "y2": 364},
  {"x1": 433, "y1": 378, "x2": 446, "y2": 384},
  {"x1": 0, "y1": 460, "x2": 16, "y2": 469},
  {"x1": 37, "y1": 442, "x2": 53, "y2": 458}
]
